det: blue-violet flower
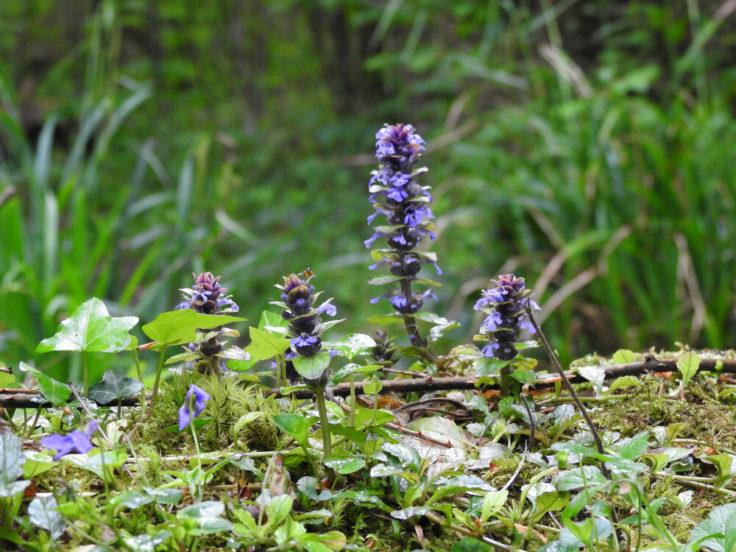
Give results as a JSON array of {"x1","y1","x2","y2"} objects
[
  {"x1": 178, "y1": 384, "x2": 210, "y2": 431},
  {"x1": 474, "y1": 274, "x2": 539, "y2": 361},
  {"x1": 365, "y1": 123, "x2": 440, "y2": 316},
  {"x1": 41, "y1": 421, "x2": 99, "y2": 460}
]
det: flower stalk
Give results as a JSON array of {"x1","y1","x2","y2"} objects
[{"x1": 365, "y1": 123, "x2": 440, "y2": 357}]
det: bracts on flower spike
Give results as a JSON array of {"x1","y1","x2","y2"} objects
[
  {"x1": 365, "y1": 123, "x2": 440, "y2": 352},
  {"x1": 273, "y1": 269, "x2": 338, "y2": 386},
  {"x1": 173, "y1": 272, "x2": 245, "y2": 375},
  {"x1": 473, "y1": 274, "x2": 540, "y2": 361}
]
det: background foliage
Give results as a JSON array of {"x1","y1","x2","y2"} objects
[{"x1": 1, "y1": 0, "x2": 736, "y2": 378}]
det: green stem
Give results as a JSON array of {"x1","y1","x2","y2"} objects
[
  {"x1": 526, "y1": 307, "x2": 610, "y2": 479},
  {"x1": 148, "y1": 349, "x2": 166, "y2": 414},
  {"x1": 82, "y1": 352, "x2": 89, "y2": 395},
  {"x1": 314, "y1": 386, "x2": 331, "y2": 458},
  {"x1": 190, "y1": 417, "x2": 204, "y2": 501}
]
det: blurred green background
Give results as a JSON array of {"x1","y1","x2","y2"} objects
[{"x1": 1, "y1": 0, "x2": 735, "y2": 379}]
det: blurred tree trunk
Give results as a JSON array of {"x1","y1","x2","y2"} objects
[{"x1": 305, "y1": 2, "x2": 383, "y2": 115}]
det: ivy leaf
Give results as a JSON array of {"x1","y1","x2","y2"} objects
[
  {"x1": 28, "y1": 496, "x2": 66, "y2": 539},
  {"x1": 245, "y1": 326, "x2": 290, "y2": 361},
  {"x1": 142, "y1": 310, "x2": 244, "y2": 350},
  {"x1": 19, "y1": 362, "x2": 71, "y2": 405},
  {"x1": 36, "y1": 298, "x2": 138, "y2": 353},
  {"x1": 88, "y1": 370, "x2": 144, "y2": 405},
  {"x1": 292, "y1": 351, "x2": 331, "y2": 382}
]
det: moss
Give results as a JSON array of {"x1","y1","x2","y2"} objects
[{"x1": 134, "y1": 373, "x2": 289, "y2": 456}]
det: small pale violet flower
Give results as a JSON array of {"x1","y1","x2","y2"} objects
[
  {"x1": 178, "y1": 384, "x2": 210, "y2": 431},
  {"x1": 41, "y1": 421, "x2": 99, "y2": 460}
]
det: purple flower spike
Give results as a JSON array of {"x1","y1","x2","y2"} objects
[
  {"x1": 178, "y1": 384, "x2": 210, "y2": 431},
  {"x1": 176, "y1": 272, "x2": 239, "y2": 314},
  {"x1": 365, "y1": 123, "x2": 441, "y2": 317},
  {"x1": 473, "y1": 274, "x2": 537, "y2": 361},
  {"x1": 41, "y1": 421, "x2": 99, "y2": 460}
]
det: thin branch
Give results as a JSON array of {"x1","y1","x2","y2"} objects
[
  {"x1": 525, "y1": 306, "x2": 610, "y2": 479},
  {"x1": 4, "y1": 355, "x2": 736, "y2": 408}
]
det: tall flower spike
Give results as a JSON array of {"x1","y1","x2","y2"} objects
[
  {"x1": 275, "y1": 269, "x2": 337, "y2": 359},
  {"x1": 365, "y1": 123, "x2": 440, "y2": 332},
  {"x1": 474, "y1": 274, "x2": 539, "y2": 361}
]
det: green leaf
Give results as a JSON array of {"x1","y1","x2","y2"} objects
[
  {"x1": 22, "y1": 451, "x2": 55, "y2": 478},
  {"x1": 408, "y1": 417, "x2": 468, "y2": 449},
  {"x1": 142, "y1": 310, "x2": 244, "y2": 349},
  {"x1": 245, "y1": 326, "x2": 290, "y2": 361},
  {"x1": 616, "y1": 431, "x2": 649, "y2": 460},
  {"x1": 689, "y1": 503, "x2": 736, "y2": 552},
  {"x1": 63, "y1": 448, "x2": 128, "y2": 480},
  {"x1": 323, "y1": 334, "x2": 376, "y2": 359},
  {"x1": 556, "y1": 466, "x2": 608, "y2": 491},
  {"x1": 273, "y1": 413, "x2": 311, "y2": 444},
  {"x1": 265, "y1": 495, "x2": 293, "y2": 529},
  {"x1": 481, "y1": 489, "x2": 508, "y2": 522},
  {"x1": 677, "y1": 351, "x2": 701, "y2": 386},
  {"x1": 292, "y1": 351, "x2": 331, "y2": 382},
  {"x1": 0, "y1": 432, "x2": 30, "y2": 498},
  {"x1": 36, "y1": 298, "x2": 138, "y2": 353},
  {"x1": 324, "y1": 455, "x2": 365, "y2": 474},
  {"x1": 608, "y1": 376, "x2": 640, "y2": 392},
  {"x1": 28, "y1": 495, "x2": 65, "y2": 539},
  {"x1": 178, "y1": 501, "x2": 224, "y2": 519},
  {"x1": 19, "y1": 362, "x2": 71, "y2": 405},
  {"x1": 451, "y1": 538, "x2": 493, "y2": 552},
  {"x1": 87, "y1": 370, "x2": 144, "y2": 405},
  {"x1": 611, "y1": 349, "x2": 637, "y2": 364}
]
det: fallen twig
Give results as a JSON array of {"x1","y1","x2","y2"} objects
[{"x1": 3, "y1": 355, "x2": 736, "y2": 409}]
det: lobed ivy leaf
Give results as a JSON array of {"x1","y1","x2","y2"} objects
[
  {"x1": 142, "y1": 310, "x2": 244, "y2": 350},
  {"x1": 88, "y1": 370, "x2": 144, "y2": 405},
  {"x1": 36, "y1": 298, "x2": 138, "y2": 353}
]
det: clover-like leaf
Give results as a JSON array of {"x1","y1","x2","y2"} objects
[
  {"x1": 36, "y1": 298, "x2": 138, "y2": 353},
  {"x1": 19, "y1": 362, "x2": 71, "y2": 405},
  {"x1": 142, "y1": 310, "x2": 244, "y2": 350},
  {"x1": 88, "y1": 370, "x2": 144, "y2": 405}
]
